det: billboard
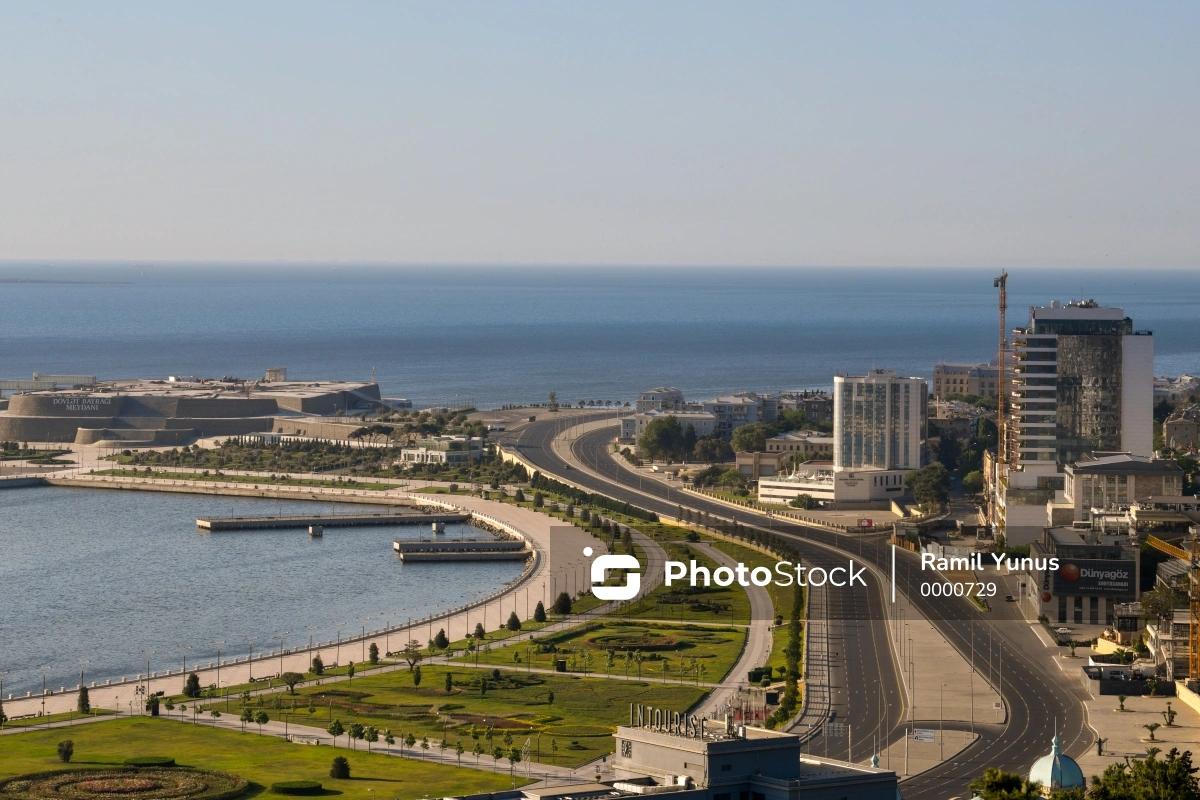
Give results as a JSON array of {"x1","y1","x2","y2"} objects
[{"x1": 1052, "y1": 559, "x2": 1135, "y2": 595}]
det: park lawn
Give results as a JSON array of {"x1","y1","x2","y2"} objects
[
  {"x1": 0, "y1": 716, "x2": 523, "y2": 799},
  {"x1": 617, "y1": 539, "x2": 749, "y2": 624},
  {"x1": 1, "y1": 708, "x2": 115, "y2": 731},
  {"x1": 241, "y1": 665, "x2": 704, "y2": 767},
  {"x1": 91, "y1": 469, "x2": 398, "y2": 492},
  {"x1": 453, "y1": 620, "x2": 746, "y2": 683}
]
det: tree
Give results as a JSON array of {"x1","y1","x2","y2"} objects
[
  {"x1": 547, "y1": 690, "x2": 555, "y2": 706},
  {"x1": 962, "y1": 470, "x2": 984, "y2": 494},
  {"x1": 281, "y1": 672, "x2": 304, "y2": 694},
  {"x1": 533, "y1": 601, "x2": 547, "y2": 623},
  {"x1": 474, "y1": 623, "x2": 487, "y2": 640},
  {"x1": 638, "y1": 416, "x2": 684, "y2": 461},
  {"x1": 1118, "y1": 694, "x2": 1128, "y2": 711},
  {"x1": 731, "y1": 423, "x2": 772, "y2": 454},
  {"x1": 412, "y1": 665, "x2": 422, "y2": 686},
  {"x1": 1145, "y1": 722, "x2": 1161, "y2": 741},
  {"x1": 508, "y1": 746, "x2": 522, "y2": 776},
  {"x1": 514, "y1": 488, "x2": 526, "y2": 503},
  {"x1": 935, "y1": 434, "x2": 962, "y2": 473},
  {"x1": 402, "y1": 638, "x2": 425, "y2": 668},
  {"x1": 57, "y1": 740, "x2": 74, "y2": 763},
  {"x1": 693, "y1": 436, "x2": 733, "y2": 463},
  {"x1": 147, "y1": 695, "x2": 160, "y2": 717},
  {"x1": 788, "y1": 493, "x2": 818, "y2": 510},
  {"x1": 368, "y1": 643, "x2": 379, "y2": 664},
  {"x1": 241, "y1": 707, "x2": 255, "y2": 732},
  {"x1": 385, "y1": 729, "x2": 395, "y2": 747},
  {"x1": 430, "y1": 628, "x2": 449, "y2": 650},
  {"x1": 533, "y1": 491, "x2": 544, "y2": 508},
  {"x1": 682, "y1": 424, "x2": 698, "y2": 459},
  {"x1": 506, "y1": 611, "x2": 522, "y2": 631},
  {"x1": 906, "y1": 462, "x2": 951, "y2": 508},
  {"x1": 77, "y1": 686, "x2": 90, "y2": 714},
  {"x1": 455, "y1": 739, "x2": 465, "y2": 764},
  {"x1": 552, "y1": 591, "x2": 573, "y2": 615},
  {"x1": 347, "y1": 661, "x2": 356, "y2": 685},
  {"x1": 329, "y1": 755, "x2": 350, "y2": 779},
  {"x1": 365, "y1": 725, "x2": 379, "y2": 752},
  {"x1": 1089, "y1": 747, "x2": 1200, "y2": 799},
  {"x1": 968, "y1": 767, "x2": 1042, "y2": 800},
  {"x1": 254, "y1": 710, "x2": 269, "y2": 734},
  {"x1": 311, "y1": 655, "x2": 325, "y2": 675},
  {"x1": 0, "y1": 697, "x2": 7, "y2": 728},
  {"x1": 445, "y1": 672, "x2": 454, "y2": 693},
  {"x1": 1142, "y1": 583, "x2": 1183, "y2": 625},
  {"x1": 548, "y1": 392, "x2": 559, "y2": 412},
  {"x1": 184, "y1": 672, "x2": 202, "y2": 698},
  {"x1": 480, "y1": 677, "x2": 488, "y2": 695}
]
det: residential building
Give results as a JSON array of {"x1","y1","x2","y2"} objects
[
  {"x1": 636, "y1": 387, "x2": 686, "y2": 413},
  {"x1": 777, "y1": 390, "x2": 833, "y2": 423},
  {"x1": 1059, "y1": 453, "x2": 1184, "y2": 523},
  {"x1": 691, "y1": 395, "x2": 765, "y2": 438},
  {"x1": 1155, "y1": 374, "x2": 1200, "y2": 402},
  {"x1": 1164, "y1": 405, "x2": 1200, "y2": 450},
  {"x1": 764, "y1": 430, "x2": 834, "y2": 460},
  {"x1": 833, "y1": 370, "x2": 927, "y2": 472},
  {"x1": 932, "y1": 361, "x2": 1000, "y2": 401},
  {"x1": 399, "y1": 435, "x2": 483, "y2": 465},
  {"x1": 1022, "y1": 526, "x2": 1139, "y2": 626},
  {"x1": 622, "y1": 409, "x2": 718, "y2": 441},
  {"x1": 995, "y1": 300, "x2": 1155, "y2": 544}
]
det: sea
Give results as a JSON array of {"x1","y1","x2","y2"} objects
[
  {"x1": 2, "y1": 263, "x2": 1199, "y2": 406},
  {"x1": 1, "y1": 263, "x2": 1199, "y2": 698}
]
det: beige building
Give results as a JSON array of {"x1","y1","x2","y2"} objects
[
  {"x1": 764, "y1": 430, "x2": 834, "y2": 459},
  {"x1": 399, "y1": 435, "x2": 483, "y2": 465},
  {"x1": 1165, "y1": 410, "x2": 1200, "y2": 450},
  {"x1": 932, "y1": 361, "x2": 999, "y2": 401}
]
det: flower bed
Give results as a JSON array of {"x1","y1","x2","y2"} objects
[{"x1": 0, "y1": 768, "x2": 247, "y2": 800}]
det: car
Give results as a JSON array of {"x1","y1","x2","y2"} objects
[{"x1": 1005, "y1": 595, "x2": 1014, "y2": 602}]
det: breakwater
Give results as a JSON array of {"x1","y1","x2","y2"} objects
[{"x1": 198, "y1": 510, "x2": 470, "y2": 531}]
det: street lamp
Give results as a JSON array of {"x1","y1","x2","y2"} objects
[
  {"x1": 180, "y1": 645, "x2": 191, "y2": 676},
  {"x1": 277, "y1": 631, "x2": 289, "y2": 676},
  {"x1": 142, "y1": 651, "x2": 155, "y2": 707},
  {"x1": 246, "y1": 637, "x2": 258, "y2": 682},
  {"x1": 213, "y1": 640, "x2": 226, "y2": 710},
  {"x1": 362, "y1": 617, "x2": 371, "y2": 663},
  {"x1": 40, "y1": 665, "x2": 50, "y2": 718},
  {"x1": 77, "y1": 660, "x2": 90, "y2": 687}
]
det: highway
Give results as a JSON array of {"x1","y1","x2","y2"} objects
[{"x1": 497, "y1": 414, "x2": 1093, "y2": 800}]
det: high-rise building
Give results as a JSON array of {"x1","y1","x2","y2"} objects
[
  {"x1": 833, "y1": 370, "x2": 927, "y2": 472},
  {"x1": 996, "y1": 300, "x2": 1154, "y2": 544}
]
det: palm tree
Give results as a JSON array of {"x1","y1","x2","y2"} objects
[
  {"x1": 1118, "y1": 694, "x2": 1128, "y2": 711},
  {"x1": 1144, "y1": 722, "x2": 1161, "y2": 741}
]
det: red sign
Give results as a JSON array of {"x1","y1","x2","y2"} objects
[{"x1": 857, "y1": 518, "x2": 874, "y2": 527}]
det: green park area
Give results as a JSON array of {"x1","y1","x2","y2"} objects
[
  {"x1": 454, "y1": 620, "x2": 745, "y2": 684},
  {"x1": 0, "y1": 716, "x2": 521, "y2": 800},
  {"x1": 224, "y1": 664, "x2": 705, "y2": 767}
]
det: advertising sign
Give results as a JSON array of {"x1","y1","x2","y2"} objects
[
  {"x1": 1052, "y1": 559, "x2": 1135, "y2": 595},
  {"x1": 857, "y1": 518, "x2": 874, "y2": 528}
]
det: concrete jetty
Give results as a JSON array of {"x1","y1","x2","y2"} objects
[
  {"x1": 392, "y1": 538, "x2": 530, "y2": 561},
  {"x1": 197, "y1": 510, "x2": 469, "y2": 531}
]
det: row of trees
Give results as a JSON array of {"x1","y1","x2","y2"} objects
[
  {"x1": 970, "y1": 747, "x2": 1200, "y2": 799},
  {"x1": 637, "y1": 416, "x2": 733, "y2": 463}
]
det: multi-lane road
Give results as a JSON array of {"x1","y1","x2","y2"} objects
[{"x1": 495, "y1": 413, "x2": 1093, "y2": 800}]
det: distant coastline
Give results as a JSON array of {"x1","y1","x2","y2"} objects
[{"x1": 0, "y1": 278, "x2": 132, "y2": 285}]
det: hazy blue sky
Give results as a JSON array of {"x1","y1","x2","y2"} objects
[{"x1": 1, "y1": 2, "x2": 1196, "y2": 267}]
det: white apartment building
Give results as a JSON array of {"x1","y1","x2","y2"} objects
[
  {"x1": 833, "y1": 370, "x2": 927, "y2": 472},
  {"x1": 635, "y1": 387, "x2": 686, "y2": 413},
  {"x1": 622, "y1": 409, "x2": 718, "y2": 440},
  {"x1": 996, "y1": 300, "x2": 1155, "y2": 544}
]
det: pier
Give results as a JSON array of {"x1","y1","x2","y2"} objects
[
  {"x1": 197, "y1": 510, "x2": 470, "y2": 531},
  {"x1": 393, "y1": 538, "x2": 530, "y2": 562}
]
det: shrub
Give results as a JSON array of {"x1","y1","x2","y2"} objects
[
  {"x1": 368, "y1": 643, "x2": 379, "y2": 664},
  {"x1": 330, "y1": 756, "x2": 351, "y2": 779},
  {"x1": 310, "y1": 655, "x2": 324, "y2": 675},
  {"x1": 552, "y1": 592, "x2": 572, "y2": 615},
  {"x1": 506, "y1": 612, "x2": 521, "y2": 631},
  {"x1": 124, "y1": 757, "x2": 177, "y2": 766},
  {"x1": 533, "y1": 601, "x2": 547, "y2": 623},
  {"x1": 184, "y1": 672, "x2": 202, "y2": 698},
  {"x1": 57, "y1": 741, "x2": 74, "y2": 763},
  {"x1": 270, "y1": 781, "x2": 324, "y2": 795}
]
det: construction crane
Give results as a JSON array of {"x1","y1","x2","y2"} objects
[
  {"x1": 1144, "y1": 532, "x2": 1200, "y2": 682},
  {"x1": 993, "y1": 271, "x2": 1008, "y2": 465}
]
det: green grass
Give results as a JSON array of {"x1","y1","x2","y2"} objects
[
  {"x1": 618, "y1": 539, "x2": 749, "y2": 623},
  {"x1": 92, "y1": 469, "x2": 399, "y2": 492},
  {"x1": 233, "y1": 665, "x2": 704, "y2": 767},
  {"x1": 453, "y1": 620, "x2": 745, "y2": 683},
  {"x1": 1, "y1": 708, "x2": 115, "y2": 730},
  {"x1": 0, "y1": 716, "x2": 522, "y2": 799}
]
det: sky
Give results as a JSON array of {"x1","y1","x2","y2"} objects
[{"x1": 1, "y1": 2, "x2": 1197, "y2": 268}]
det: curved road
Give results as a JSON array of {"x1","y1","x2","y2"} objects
[{"x1": 498, "y1": 416, "x2": 1092, "y2": 800}]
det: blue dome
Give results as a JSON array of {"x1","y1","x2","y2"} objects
[{"x1": 1029, "y1": 734, "x2": 1084, "y2": 789}]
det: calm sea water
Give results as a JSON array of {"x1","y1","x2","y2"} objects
[
  {"x1": 0, "y1": 487, "x2": 522, "y2": 697},
  {"x1": 2, "y1": 264, "x2": 1198, "y2": 406}
]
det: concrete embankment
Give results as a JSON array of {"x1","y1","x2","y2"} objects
[
  {"x1": 46, "y1": 475, "x2": 413, "y2": 505},
  {"x1": 0, "y1": 476, "x2": 49, "y2": 489},
  {"x1": 198, "y1": 510, "x2": 470, "y2": 531}
]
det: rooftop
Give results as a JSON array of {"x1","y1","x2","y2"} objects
[
  {"x1": 1068, "y1": 453, "x2": 1182, "y2": 474},
  {"x1": 15, "y1": 378, "x2": 378, "y2": 402}
]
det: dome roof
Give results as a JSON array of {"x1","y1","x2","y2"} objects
[{"x1": 1029, "y1": 734, "x2": 1084, "y2": 789}]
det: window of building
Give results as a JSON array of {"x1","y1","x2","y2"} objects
[{"x1": 720, "y1": 765, "x2": 732, "y2": 772}]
